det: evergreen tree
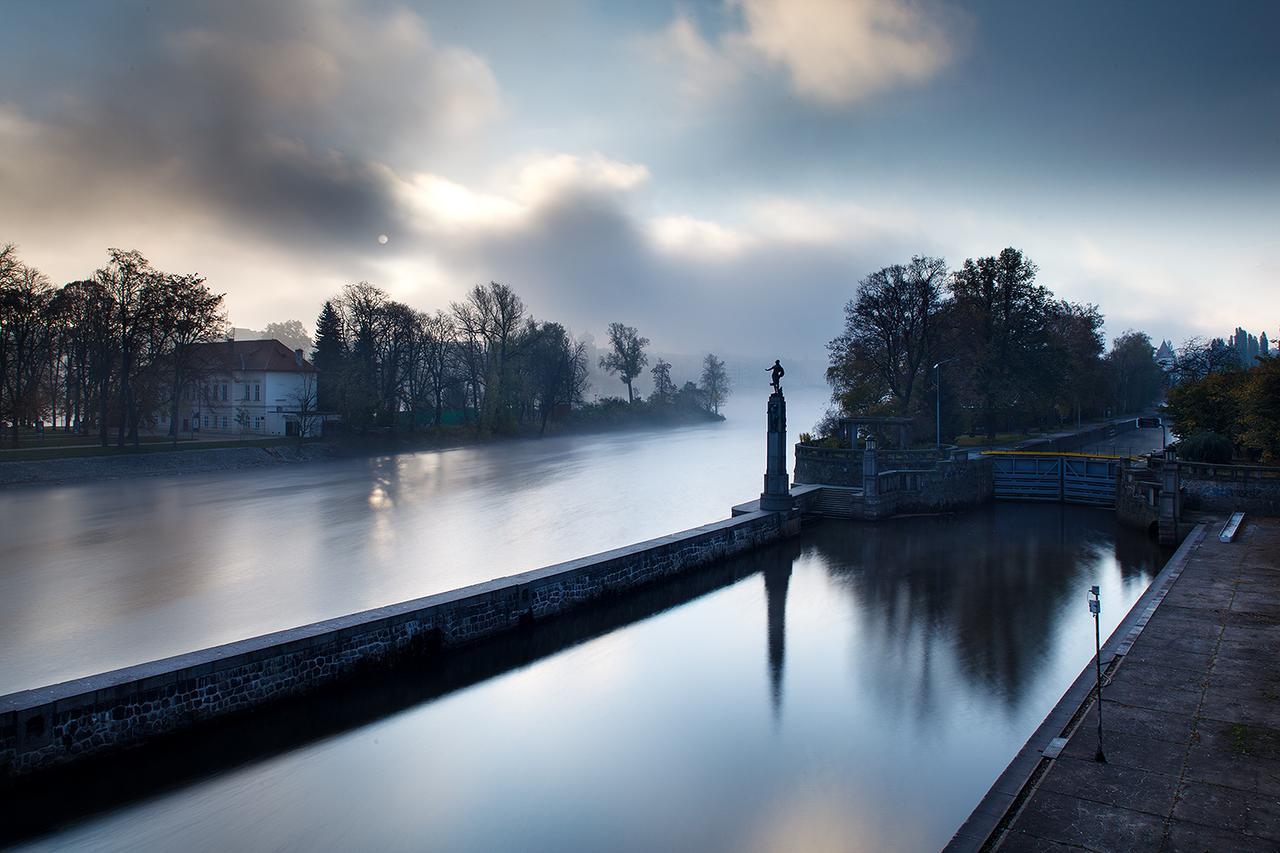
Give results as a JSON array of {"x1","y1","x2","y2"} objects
[{"x1": 312, "y1": 300, "x2": 346, "y2": 410}]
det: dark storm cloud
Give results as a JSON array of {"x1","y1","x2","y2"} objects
[
  {"x1": 430, "y1": 182, "x2": 933, "y2": 357},
  {"x1": 0, "y1": 1, "x2": 497, "y2": 253}
]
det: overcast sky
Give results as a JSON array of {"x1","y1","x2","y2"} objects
[{"x1": 1, "y1": 0, "x2": 1277, "y2": 360}]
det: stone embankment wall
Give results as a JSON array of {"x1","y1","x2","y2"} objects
[
  {"x1": 1116, "y1": 465, "x2": 1161, "y2": 532},
  {"x1": 794, "y1": 446, "x2": 948, "y2": 487},
  {"x1": 870, "y1": 457, "x2": 994, "y2": 518},
  {"x1": 0, "y1": 510, "x2": 795, "y2": 780},
  {"x1": 1155, "y1": 459, "x2": 1280, "y2": 516}
]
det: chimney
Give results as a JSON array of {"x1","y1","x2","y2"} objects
[{"x1": 294, "y1": 348, "x2": 304, "y2": 367}]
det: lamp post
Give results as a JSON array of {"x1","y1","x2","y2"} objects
[
  {"x1": 1090, "y1": 585, "x2": 1106, "y2": 763},
  {"x1": 933, "y1": 358, "x2": 954, "y2": 449}
]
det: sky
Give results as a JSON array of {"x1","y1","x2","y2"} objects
[{"x1": 1, "y1": 0, "x2": 1277, "y2": 362}]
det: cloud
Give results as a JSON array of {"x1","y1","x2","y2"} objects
[
  {"x1": 0, "y1": 1, "x2": 500, "y2": 256},
  {"x1": 374, "y1": 157, "x2": 934, "y2": 358},
  {"x1": 646, "y1": 0, "x2": 963, "y2": 108}
]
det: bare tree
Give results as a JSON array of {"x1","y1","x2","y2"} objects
[{"x1": 288, "y1": 371, "x2": 322, "y2": 443}]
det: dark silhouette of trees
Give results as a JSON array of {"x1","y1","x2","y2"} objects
[
  {"x1": 649, "y1": 358, "x2": 675, "y2": 403},
  {"x1": 824, "y1": 247, "x2": 1161, "y2": 442},
  {"x1": 599, "y1": 322, "x2": 649, "y2": 403},
  {"x1": 827, "y1": 255, "x2": 946, "y2": 416},
  {"x1": 0, "y1": 245, "x2": 227, "y2": 447},
  {"x1": 948, "y1": 248, "x2": 1054, "y2": 441},
  {"x1": 1173, "y1": 336, "x2": 1238, "y2": 383},
  {"x1": 1105, "y1": 331, "x2": 1163, "y2": 416},
  {"x1": 311, "y1": 300, "x2": 346, "y2": 411}
]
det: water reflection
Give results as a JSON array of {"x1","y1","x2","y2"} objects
[
  {"x1": 0, "y1": 390, "x2": 829, "y2": 692},
  {"x1": 763, "y1": 562, "x2": 790, "y2": 720},
  {"x1": 6, "y1": 506, "x2": 1166, "y2": 852}
]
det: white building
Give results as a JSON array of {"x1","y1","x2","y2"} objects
[{"x1": 156, "y1": 339, "x2": 321, "y2": 437}]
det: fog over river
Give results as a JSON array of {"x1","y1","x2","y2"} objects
[{"x1": 0, "y1": 388, "x2": 831, "y2": 693}]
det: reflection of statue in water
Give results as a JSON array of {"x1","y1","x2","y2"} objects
[{"x1": 766, "y1": 359, "x2": 785, "y2": 392}]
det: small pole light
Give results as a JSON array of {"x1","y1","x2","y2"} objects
[{"x1": 1089, "y1": 585, "x2": 1106, "y2": 763}]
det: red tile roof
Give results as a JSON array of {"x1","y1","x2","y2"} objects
[{"x1": 190, "y1": 339, "x2": 317, "y2": 373}]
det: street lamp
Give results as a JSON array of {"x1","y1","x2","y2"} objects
[{"x1": 933, "y1": 358, "x2": 955, "y2": 449}]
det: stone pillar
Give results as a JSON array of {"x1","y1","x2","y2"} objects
[
  {"x1": 1159, "y1": 449, "x2": 1180, "y2": 545},
  {"x1": 760, "y1": 391, "x2": 793, "y2": 511},
  {"x1": 862, "y1": 433, "x2": 878, "y2": 497}
]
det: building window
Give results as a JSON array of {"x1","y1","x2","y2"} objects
[
  {"x1": 221, "y1": 416, "x2": 229, "y2": 429},
  {"x1": 254, "y1": 384, "x2": 261, "y2": 402},
  {"x1": 221, "y1": 384, "x2": 228, "y2": 401},
  {"x1": 243, "y1": 384, "x2": 250, "y2": 401},
  {"x1": 202, "y1": 415, "x2": 209, "y2": 429}
]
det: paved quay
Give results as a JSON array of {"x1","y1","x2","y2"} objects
[{"x1": 990, "y1": 516, "x2": 1280, "y2": 851}]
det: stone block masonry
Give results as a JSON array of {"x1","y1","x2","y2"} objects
[{"x1": 0, "y1": 510, "x2": 793, "y2": 780}]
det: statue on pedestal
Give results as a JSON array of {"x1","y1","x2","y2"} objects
[
  {"x1": 766, "y1": 359, "x2": 785, "y2": 393},
  {"x1": 760, "y1": 359, "x2": 792, "y2": 512}
]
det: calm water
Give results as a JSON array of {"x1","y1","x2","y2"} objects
[
  {"x1": 0, "y1": 389, "x2": 830, "y2": 693},
  {"x1": 6, "y1": 504, "x2": 1167, "y2": 852}
]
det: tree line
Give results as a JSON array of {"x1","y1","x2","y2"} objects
[
  {"x1": 0, "y1": 245, "x2": 733, "y2": 447},
  {"x1": 0, "y1": 244, "x2": 226, "y2": 447},
  {"x1": 824, "y1": 248, "x2": 1165, "y2": 443},
  {"x1": 311, "y1": 280, "x2": 731, "y2": 434}
]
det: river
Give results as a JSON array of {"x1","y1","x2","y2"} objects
[
  {"x1": 0, "y1": 388, "x2": 831, "y2": 694},
  {"x1": 1, "y1": 391, "x2": 1173, "y2": 851}
]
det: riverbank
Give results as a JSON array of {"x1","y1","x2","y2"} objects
[
  {"x1": 0, "y1": 406, "x2": 726, "y2": 488},
  {"x1": 950, "y1": 515, "x2": 1280, "y2": 851}
]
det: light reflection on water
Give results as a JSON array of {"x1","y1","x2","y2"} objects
[{"x1": 7, "y1": 504, "x2": 1166, "y2": 852}]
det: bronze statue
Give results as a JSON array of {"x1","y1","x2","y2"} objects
[{"x1": 766, "y1": 359, "x2": 785, "y2": 392}]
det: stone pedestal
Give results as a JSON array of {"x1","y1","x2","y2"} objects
[{"x1": 760, "y1": 391, "x2": 793, "y2": 512}]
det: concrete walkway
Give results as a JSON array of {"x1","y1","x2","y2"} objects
[{"x1": 994, "y1": 517, "x2": 1280, "y2": 851}]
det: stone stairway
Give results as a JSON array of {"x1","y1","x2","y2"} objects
[{"x1": 808, "y1": 486, "x2": 864, "y2": 518}]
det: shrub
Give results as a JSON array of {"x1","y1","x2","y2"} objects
[{"x1": 1178, "y1": 431, "x2": 1234, "y2": 464}]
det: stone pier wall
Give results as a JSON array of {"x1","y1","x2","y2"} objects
[{"x1": 1, "y1": 510, "x2": 793, "y2": 780}]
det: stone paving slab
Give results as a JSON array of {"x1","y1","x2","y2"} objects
[{"x1": 993, "y1": 517, "x2": 1280, "y2": 852}]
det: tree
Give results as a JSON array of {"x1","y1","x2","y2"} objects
[
  {"x1": 649, "y1": 358, "x2": 675, "y2": 404},
  {"x1": 699, "y1": 353, "x2": 731, "y2": 414},
  {"x1": 599, "y1": 322, "x2": 649, "y2": 403},
  {"x1": 527, "y1": 321, "x2": 589, "y2": 434},
  {"x1": 311, "y1": 300, "x2": 346, "y2": 411},
  {"x1": 158, "y1": 273, "x2": 226, "y2": 445},
  {"x1": 1106, "y1": 330, "x2": 1163, "y2": 415},
  {"x1": 1174, "y1": 337, "x2": 1238, "y2": 383},
  {"x1": 1046, "y1": 300, "x2": 1105, "y2": 427},
  {"x1": 827, "y1": 256, "x2": 946, "y2": 416},
  {"x1": 96, "y1": 248, "x2": 156, "y2": 446},
  {"x1": 288, "y1": 371, "x2": 322, "y2": 443},
  {"x1": 0, "y1": 255, "x2": 55, "y2": 446},
  {"x1": 264, "y1": 320, "x2": 313, "y2": 354},
  {"x1": 948, "y1": 248, "x2": 1053, "y2": 440}
]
